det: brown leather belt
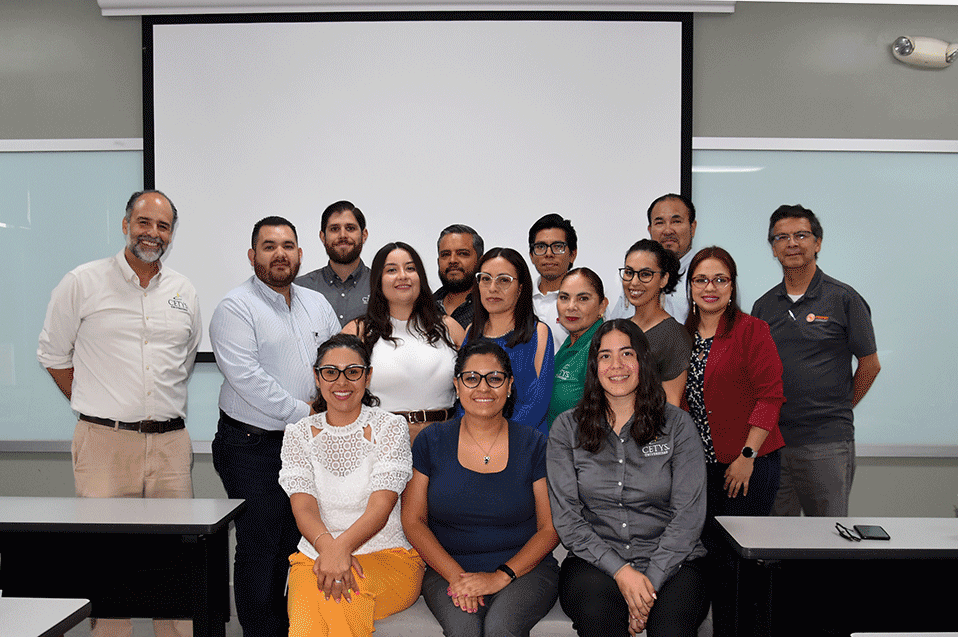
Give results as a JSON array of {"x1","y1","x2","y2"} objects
[
  {"x1": 80, "y1": 414, "x2": 185, "y2": 434},
  {"x1": 392, "y1": 408, "x2": 455, "y2": 425}
]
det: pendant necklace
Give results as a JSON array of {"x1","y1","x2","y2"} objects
[{"x1": 465, "y1": 423, "x2": 503, "y2": 465}]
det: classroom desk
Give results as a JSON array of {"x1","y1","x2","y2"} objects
[
  {"x1": 0, "y1": 597, "x2": 91, "y2": 637},
  {"x1": 0, "y1": 497, "x2": 244, "y2": 637},
  {"x1": 713, "y1": 516, "x2": 958, "y2": 637}
]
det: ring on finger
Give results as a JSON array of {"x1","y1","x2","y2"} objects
[{"x1": 333, "y1": 579, "x2": 343, "y2": 583}]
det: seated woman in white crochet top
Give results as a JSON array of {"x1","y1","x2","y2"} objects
[{"x1": 279, "y1": 333, "x2": 424, "y2": 637}]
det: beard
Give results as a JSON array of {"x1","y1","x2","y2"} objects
[
  {"x1": 128, "y1": 235, "x2": 166, "y2": 263},
  {"x1": 325, "y1": 240, "x2": 363, "y2": 265},
  {"x1": 254, "y1": 258, "x2": 301, "y2": 288},
  {"x1": 439, "y1": 267, "x2": 476, "y2": 294}
]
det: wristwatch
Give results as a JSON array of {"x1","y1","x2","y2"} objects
[
  {"x1": 741, "y1": 446, "x2": 756, "y2": 459},
  {"x1": 497, "y1": 564, "x2": 517, "y2": 582}
]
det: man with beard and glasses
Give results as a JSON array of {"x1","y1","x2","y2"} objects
[
  {"x1": 210, "y1": 216, "x2": 339, "y2": 637},
  {"x1": 433, "y1": 224, "x2": 484, "y2": 330},
  {"x1": 38, "y1": 190, "x2": 200, "y2": 637},
  {"x1": 295, "y1": 200, "x2": 370, "y2": 327}
]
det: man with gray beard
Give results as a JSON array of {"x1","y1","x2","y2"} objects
[{"x1": 38, "y1": 190, "x2": 201, "y2": 637}]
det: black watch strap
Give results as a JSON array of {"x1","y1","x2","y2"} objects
[{"x1": 497, "y1": 564, "x2": 517, "y2": 581}]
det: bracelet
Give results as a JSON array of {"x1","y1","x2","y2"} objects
[
  {"x1": 496, "y1": 564, "x2": 517, "y2": 582},
  {"x1": 312, "y1": 531, "x2": 332, "y2": 548}
]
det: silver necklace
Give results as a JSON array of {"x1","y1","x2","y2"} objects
[{"x1": 464, "y1": 423, "x2": 504, "y2": 465}]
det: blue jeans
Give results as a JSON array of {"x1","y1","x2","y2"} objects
[
  {"x1": 211, "y1": 414, "x2": 301, "y2": 637},
  {"x1": 421, "y1": 556, "x2": 559, "y2": 637}
]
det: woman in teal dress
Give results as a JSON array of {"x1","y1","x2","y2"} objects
[{"x1": 546, "y1": 267, "x2": 608, "y2": 426}]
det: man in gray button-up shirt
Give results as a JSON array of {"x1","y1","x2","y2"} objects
[{"x1": 295, "y1": 200, "x2": 371, "y2": 326}]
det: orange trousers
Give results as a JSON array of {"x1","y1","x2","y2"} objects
[{"x1": 288, "y1": 547, "x2": 424, "y2": 637}]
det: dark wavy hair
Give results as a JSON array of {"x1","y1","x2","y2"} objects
[
  {"x1": 362, "y1": 242, "x2": 455, "y2": 353},
  {"x1": 311, "y1": 334, "x2": 380, "y2": 413},
  {"x1": 572, "y1": 320, "x2": 666, "y2": 453},
  {"x1": 454, "y1": 339, "x2": 517, "y2": 419},
  {"x1": 684, "y1": 246, "x2": 741, "y2": 338},
  {"x1": 466, "y1": 247, "x2": 537, "y2": 349},
  {"x1": 624, "y1": 239, "x2": 681, "y2": 296}
]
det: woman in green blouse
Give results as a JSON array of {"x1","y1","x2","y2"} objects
[{"x1": 546, "y1": 267, "x2": 608, "y2": 426}]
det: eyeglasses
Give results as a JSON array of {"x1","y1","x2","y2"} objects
[
  {"x1": 456, "y1": 371, "x2": 509, "y2": 388},
  {"x1": 476, "y1": 273, "x2": 516, "y2": 288},
  {"x1": 531, "y1": 241, "x2": 569, "y2": 256},
  {"x1": 314, "y1": 364, "x2": 368, "y2": 382},
  {"x1": 690, "y1": 276, "x2": 732, "y2": 289},
  {"x1": 618, "y1": 267, "x2": 662, "y2": 283},
  {"x1": 835, "y1": 522, "x2": 861, "y2": 542},
  {"x1": 771, "y1": 231, "x2": 815, "y2": 244}
]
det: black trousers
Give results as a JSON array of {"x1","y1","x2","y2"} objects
[
  {"x1": 211, "y1": 415, "x2": 301, "y2": 637},
  {"x1": 559, "y1": 554, "x2": 709, "y2": 637}
]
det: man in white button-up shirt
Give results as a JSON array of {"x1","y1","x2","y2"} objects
[
  {"x1": 37, "y1": 190, "x2": 201, "y2": 637},
  {"x1": 210, "y1": 216, "x2": 339, "y2": 637}
]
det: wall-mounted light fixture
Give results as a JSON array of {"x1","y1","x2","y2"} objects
[{"x1": 892, "y1": 36, "x2": 957, "y2": 68}]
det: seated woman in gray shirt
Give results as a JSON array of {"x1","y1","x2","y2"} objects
[{"x1": 547, "y1": 319, "x2": 708, "y2": 637}]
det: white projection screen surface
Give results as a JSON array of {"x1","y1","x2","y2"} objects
[{"x1": 146, "y1": 14, "x2": 692, "y2": 353}]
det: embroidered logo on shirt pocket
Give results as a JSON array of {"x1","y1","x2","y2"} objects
[{"x1": 641, "y1": 442, "x2": 671, "y2": 457}]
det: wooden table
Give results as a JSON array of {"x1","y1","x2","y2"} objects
[{"x1": 0, "y1": 498, "x2": 244, "y2": 637}]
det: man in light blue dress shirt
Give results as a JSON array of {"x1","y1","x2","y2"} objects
[{"x1": 210, "y1": 216, "x2": 339, "y2": 637}]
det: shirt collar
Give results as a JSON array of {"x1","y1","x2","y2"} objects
[
  {"x1": 251, "y1": 274, "x2": 293, "y2": 307},
  {"x1": 114, "y1": 249, "x2": 162, "y2": 289},
  {"x1": 776, "y1": 266, "x2": 823, "y2": 301},
  {"x1": 322, "y1": 260, "x2": 368, "y2": 285},
  {"x1": 534, "y1": 277, "x2": 559, "y2": 299}
]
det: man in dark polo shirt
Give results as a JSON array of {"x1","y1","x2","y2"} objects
[
  {"x1": 752, "y1": 204, "x2": 880, "y2": 517},
  {"x1": 295, "y1": 200, "x2": 370, "y2": 326},
  {"x1": 433, "y1": 223, "x2": 483, "y2": 330}
]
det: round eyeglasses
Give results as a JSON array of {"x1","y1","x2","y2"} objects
[
  {"x1": 315, "y1": 364, "x2": 368, "y2": 382},
  {"x1": 618, "y1": 267, "x2": 662, "y2": 283},
  {"x1": 456, "y1": 371, "x2": 509, "y2": 388}
]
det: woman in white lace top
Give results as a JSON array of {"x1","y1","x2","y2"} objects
[{"x1": 279, "y1": 333, "x2": 424, "y2": 637}]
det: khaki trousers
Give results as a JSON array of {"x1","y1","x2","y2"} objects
[{"x1": 72, "y1": 418, "x2": 194, "y2": 637}]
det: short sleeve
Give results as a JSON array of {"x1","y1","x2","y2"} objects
[
  {"x1": 656, "y1": 320, "x2": 692, "y2": 382},
  {"x1": 371, "y1": 411, "x2": 413, "y2": 494},
  {"x1": 279, "y1": 420, "x2": 319, "y2": 500},
  {"x1": 845, "y1": 291, "x2": 877, "y2": 359},
  {"x1": 411, "y1": 422, "x2": 435, "y2": 477},
  {"x1": 530, "y1": 427, "x2": 548, "y2": 482}
]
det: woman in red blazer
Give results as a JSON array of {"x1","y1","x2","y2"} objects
[{"x1": 682, "y1": 247, "x2": 785, "y2": 517}]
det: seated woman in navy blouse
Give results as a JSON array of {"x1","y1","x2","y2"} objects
[
  {"x1": 402, "y1": 338, "x2": 560, "y2": 637},
  {"x1": 461, "y1": 247, "x2": 554, "y2": 435}
]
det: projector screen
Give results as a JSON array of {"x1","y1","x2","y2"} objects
[{"x1": 145, "y1": 12, "x2": 692, "y2": 354}]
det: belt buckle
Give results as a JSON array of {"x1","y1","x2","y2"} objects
[{"x1": 409, "y1": 410, "x2": 427, "y2": 424}]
